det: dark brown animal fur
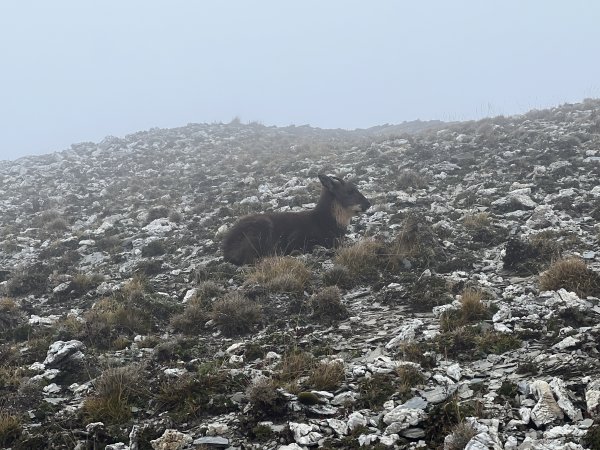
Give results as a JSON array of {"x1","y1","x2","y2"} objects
[{"x1": 222, "y1": 174, "x2": 371, "y2": 265}]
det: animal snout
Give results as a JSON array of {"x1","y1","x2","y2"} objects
[{"x1": 361, "y1": 198, "x2": 371, "y2": 211}]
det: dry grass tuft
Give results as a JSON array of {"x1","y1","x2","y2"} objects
[
  {"x1": 0, "y1": 366, "x2": 25, "y2": 390},
  {"x1": 308, "y1": 360, "x2": 345, "y2": 391},
  {"x1": 170, "y1": 303, "x2": 210, "y2": 334},
  {"x1": 529, "y1": 231, "x2": 563, "y2": 260},
  {"x1": 397, "y1": 169, "x2": 427, "y2": 190},
  {"x1": 0, "y1": 298, "x2": 22, "y2": 330},
  {"x1": 277, "y1": 351, "x2": 316, "y2": 383},
  {"x1": 397, "y1": 342, "x2": 437, "y2": 369},
  {"x1": 440, "y1": 289, "x2": 489, "y2": 332},
  {"x1": 0, "y1": 412, "x2": 21, "y2": 447},
  {"x1": 463, "y1": 212, "x2": 491, "y2": 230},
  {"x1": 539, "y1": 257, "x2": 600, "y2": 298},
  {"x1": 387, "y1": 213, "x2": 444, "y2": 269},
  {"x1": 60, "y1": 273, "x2": 104, "y2": 299},
  {"x1": 82, "y1": 365, "x2": 143, "y2": 424},
  {"x1": 459, "y1": 289, "x2": 488, "y2": 322},
  {"x1": 322, "y1": 265, "x2": 354, "y2": 289},
  {"x1": 82, "y1": 297, "x2": 152, "y2": 349},
  {"x1": 211, "y1": 292, "x2": 262, "y2": 337},
  {"x1": 334, "y1": 239, "x2": 383, "y2": 278},
  {"x1": 445, "y1": 421, "x2": 478, "y2": 450},
  {"x1": 309, "y1": 286, "x2": 348, "y2": 323},
  {"x1": 246, "y1": 256, "x2": 311, "y2": 293},
  {"x1": 0, "y1": 297, "x2": 18, "y2": 315},
  {"x1": 195, "y1": 281, "x2": 224, "y2": 302},
  {"x1": 396, "y1": 364, "x2": 426, "y2": 397},
  {"x1": 122, "y1": 274, "x2": 149, "y2": 301},
  {"x1": 170, "y1": 281, "x2": 224, "y2": 334},
  {"x1": 246, "y1": 377, "x2": 286, "y2": 417}
]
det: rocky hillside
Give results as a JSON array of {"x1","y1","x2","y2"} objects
[{"x1": 1, "y1": 100, "x2": 600, "y2": 450}]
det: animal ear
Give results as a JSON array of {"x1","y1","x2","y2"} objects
[{"x1": 318, "y1": 174, "x2": 338, "y2": 191}]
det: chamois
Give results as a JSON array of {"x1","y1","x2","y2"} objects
[{"x1": 222, "y1": 174, "x2": 371, "y2": 265}]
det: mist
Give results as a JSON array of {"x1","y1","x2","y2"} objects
[{"x1": 1, "y1": 0, "x2": 599, "y2": 160}]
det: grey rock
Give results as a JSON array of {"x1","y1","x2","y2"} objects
[
  {"x1": 192, "y1": 436, "x2": 229, "y2": 447},
  {"x1": 530, "y1": 380, "x2": 564, "y2": 427},
  {"x1": 289, "y1": 422, "x2": 322, "y2": 446},
  {"x1": 43, "y1": 340, "x2": 85, "y2": 368}
]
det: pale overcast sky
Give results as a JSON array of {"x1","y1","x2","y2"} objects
[{"x1": 1, "y1": 1, "x2": 599, "y2": 160}]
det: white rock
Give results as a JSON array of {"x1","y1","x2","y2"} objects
[
  {"x1": 585, "y1": 378, "x2": 600, "y2": 414},
  {"x1": 493, "y1": 322, "x2": 512, "y2": 333},
  {"x1": 530, "y1": 380, "x2": 564, "y2": 427},
  {"x1": 492, "y1": 305, "x2": 511, "y2": 322},
  {"x1": 43, "y1": 383, "x2": 61, "y2": 394},
  {"x1": 446, "y1": 363, "x2": 462, "y2": 381},
  {"x1": 379, "y1": 433, "x2": 400, "y2": 445},
  {"x1": 29, "y1": 314, "x2": 61, "y2": 326},
  {"x1": 331, "y1": 391, "x2": 356, "y2": 406},
  {"x1": 226, "y1": 342, "x2": 244, "y2": 353},
  {"x1": 383, "y1": 406, "x2": 427, "y2": 433},
  {"x1": 150, "y1": 429, "x2": 192, "y2": 450},
  {"x1": 504, "y1": 435, "x2": 518, "y2": 450},
  {"x1": 105, "y1": 444, "x2": 128, "y2": 450},
  {"x1": 347, "y1": 411, "x2": 367, "y2": 430},
  {"x1": 163, "y1": 368, "x2": 187, "y2": 378},
  {"x1": 182, "y1": 289, "x2": 197, "y2": 303},
  {"x1": 240, "y1": 195, "x2": 260, "y2": 204},
  {"x1": 265, "y1": 351, "x2": 281, "y2": 361},
  {"x1": 29, "y1": 362, "x2": 46, "y2": 372},
  {"x1": 358, "y1": 433, "x2": 379, "y2": 446},
  {"x1": 464, "y1": 432, "x2": 501, "y2": 450},
  {"x1": 206, "y1": 422, "x2": 228, "y2": 436},
  {"x1": 229, "y1": 354, "x2": 243, "y2": 364},
  {"x1": 43, "y1": 340, "x2": 85, "y2": 368},
  {"x1": 552, "y1": 335, "x2": 580, "y2": 350},
  {"x1": 143, "y1": 218, "x2": 175, "y2": 234},
  {"x1": 277, "y1": 444, "x2": 304, "y2": 450},
  {"x1": 549, "y1": 377, "x2": 582, "y2": 421},
  {"x1": 288, "y1": 422, "x2": 322, "y2": 446},
  {"x1": 520, "y1": 407, "x2": 531, "y2": 424},
  {"x1": 542, "y1": 424, "x2": 586, "y2": 439},
  {"x1": 326, "y1": 418, "x2": 348, "y2": 436},
  {"x1": 216, "y1": 224, "x2": 228, "y2": 236},
  {"x1": 385, "y1": 319, "x2": 424, "y2": 349}
]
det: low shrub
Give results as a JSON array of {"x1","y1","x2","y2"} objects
[
  {"x1": 82, "y1": 365, "x2": 144, "y2": 424},
  {"x1": 0, "y1": 412, "x2": 21, "y2": 447},
  {"x1": 322, "y1": 265, "x2": 354, "y2": 289},
  {"x1": 277, "y1": 351, "x2": 315, "y2": 384},
  {"x1": 246, "y1": 377, "x2": 287, "y2": 417},
  {"x1": 334, "y1": 239, "x2": 383, "y2": 280},
  {"x1": 308, "y1": 360, "x2": 345, "y2": 391},
  {"x1": 246, "y1": 257, "x2": 311, "y2": 294},
  {"x1": 445, "y1": 421, "x2": 478, "y2": 450},
  {"x1": 539, "y1": 257, "x2": 600, "y2": 297},
  {"x1": 211, "y1": 292, "x2": 262, "y2": 337},
  {"x1": 309, "y1": 287, "x2": 348, "y2": 323}
]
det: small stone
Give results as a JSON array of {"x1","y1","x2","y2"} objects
[
  {"x1": 446, "y1": 363, "x2": 462, "y2": 381},
  {"x1": 43, "y1": 383, "x2": 61, "y2": 394},
  {"x1": 150, "y1": 429, "x2": 193, "y2": 450},
  {"x1": 327, "y1": 418, "x2": 348, "y2": 436},
  {"x1": 192, "y1": 436, "x2": 229, "y2": 448},
  {"x1": 347, "y1": 411, "x2": 367, "y2": 430}
]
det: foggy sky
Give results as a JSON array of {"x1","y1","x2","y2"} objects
[{"x1": 1, "y1": 1, "x2": 599, "y2": 161}]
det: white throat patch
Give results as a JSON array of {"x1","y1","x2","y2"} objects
[{"x1": 332, "y1": 202, "x2": 357, "y2": 228}]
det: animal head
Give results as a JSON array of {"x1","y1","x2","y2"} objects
[{"x1": 318, "y1": 174, "x2": 371, "y2": 213}]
